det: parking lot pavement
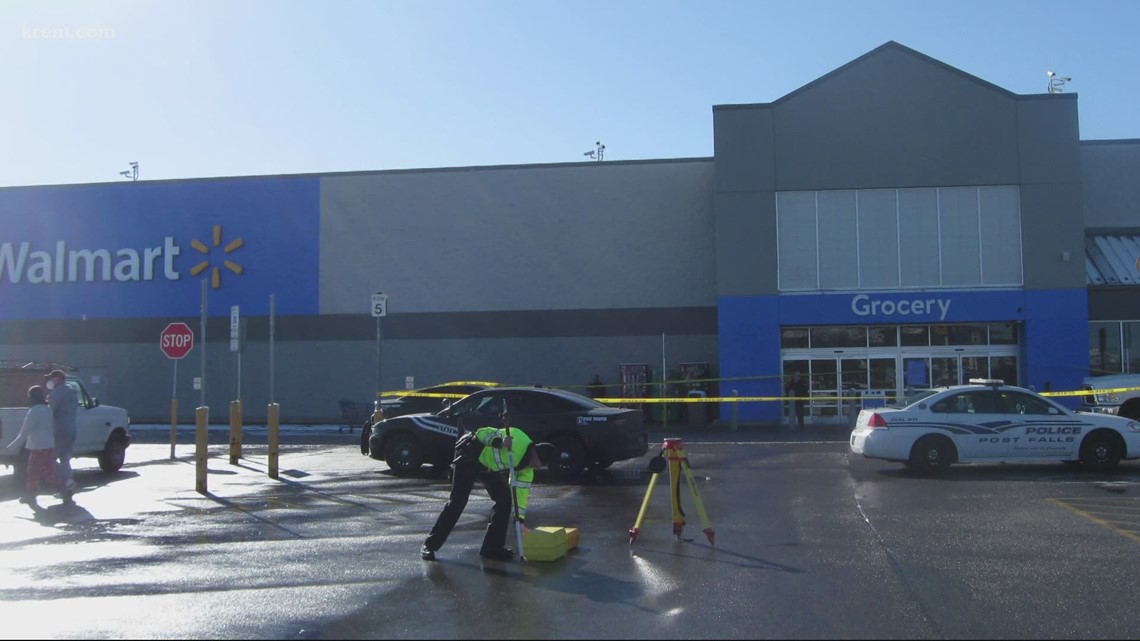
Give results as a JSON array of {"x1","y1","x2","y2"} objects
[{"x1": 8, "y1": 438, "x2": 1140, "y2": 638}]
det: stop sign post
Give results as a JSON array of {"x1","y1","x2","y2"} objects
[
  {"x1": 161, "y1": 323, "x2": 195, "y2": 359},
  {"x1": 161, "y1": 322, "x2": 194, "y2": 461}
]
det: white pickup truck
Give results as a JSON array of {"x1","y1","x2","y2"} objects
[
  {"x1": 1080, "y1": 373, "x2": 1140, "y2": 420},
  {"x1": 0, "y1": 365, "x2": 132, "y2": 478}
]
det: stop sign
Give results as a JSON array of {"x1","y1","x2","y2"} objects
[{"x1": 160, "y1": 322, "x2": 194, "y2": 359}]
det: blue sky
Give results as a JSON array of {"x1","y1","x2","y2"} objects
[{"x1": 3, "y1": 0, "x2": 1137, "y2": 188}]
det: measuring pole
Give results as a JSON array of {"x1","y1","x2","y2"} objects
[
  {"x1": 662, "y1": 332, "x2": 667, "y2": 433},
  {"x1": 196, "y1": 279, "x2": 208, "y2": 494},
  {"x1": 503, "y1": 400, "x2": 527, "y2": 562},
  {"x1": 268, "y1": 294, "x2": 279, "y2": 479}
]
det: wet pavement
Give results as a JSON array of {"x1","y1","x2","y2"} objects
[{"x1": 5, "y1": 422, "x2": 1140, "y2": 639}]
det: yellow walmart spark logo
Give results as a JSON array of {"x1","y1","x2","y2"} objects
[{"x1": 189, "y1": 225, "x2": 244, "y2": 289}]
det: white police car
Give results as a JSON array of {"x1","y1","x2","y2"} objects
[{"x1": 850, "y1": 379, "x2": 1140, "y2": 473}]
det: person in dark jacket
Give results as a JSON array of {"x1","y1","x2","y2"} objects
[
  {"x1": 786, "y1": 373, "x2": 809, "y2": 429},
  {"x1": 421, "y1": 425, "x2": 559, "y2": 561}
]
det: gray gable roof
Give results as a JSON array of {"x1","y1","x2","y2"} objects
[{"x1": 715, "y1": 40, "x2": 1018, "y2": 111}]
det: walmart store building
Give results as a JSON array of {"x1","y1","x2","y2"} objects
[{"x1": 3, "y1": 41, "x2": 1139, "y2": 424}]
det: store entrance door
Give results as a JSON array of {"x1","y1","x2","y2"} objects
[{"x1": 782, "y1": 354, "x2": 900, "y2": 424}]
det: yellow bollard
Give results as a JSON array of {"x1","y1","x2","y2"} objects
[
  {"x1": 229, "y1": 399, "x2": 242, "y2": 464},
  {"x1": 169, "y1": 397, "x2": 179, "y2": 459},
  {"x1": 267, "y1": 403, "x2": 279, "y2": 479},
  {"x1": 195, "y1": 406, "x2": 209, "y2": 494}
]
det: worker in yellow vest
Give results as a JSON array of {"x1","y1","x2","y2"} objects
[{"x1": 421, "y1": 425, "x2": 559, "y2": 561}]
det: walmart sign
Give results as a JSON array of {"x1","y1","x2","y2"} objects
[{"x1": 0, "y1": 178, "x2": 319, "y2": 320}]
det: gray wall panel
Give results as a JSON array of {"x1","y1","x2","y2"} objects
[
  {"x1": 938, "y1": 187, "x2": 982, "y2": 286},
  {"x1": 979, "y1": 186, "x2": 1023, "y2": 284},
  {"x1": 1082, "y1": 141, "x2": 1140, "y2": 229},
  {"x1": 713, "y1": 106, "x2": 775, "y2": 193},
  {"x1": 857, "y1": 190, "x2": 900, "y2": 288},
  {"x1": 772, "y1": 47, "x2": 1020, "y2": 190},
  {"x1": 898, "y1": 188, "x2": 941, "y2": 287},
  {"x1": 319, "y1": 161, "x2": 716, "y2": 314},
  {"x1": 714, "y1": 191, "x2": 779, "y2": 296},
  {"x1": 1020, "y1": 183, "x2": 1087, "y2": 289},
  {"x1": 776, "y1": 192, "x2": 816, "y2": 291},
  {"x1": 1017, "y1": 96, "x2": 1082, "y2": 185},
  {"x1": 817, "y1": 191, "x2": 858, "y2": 289}
]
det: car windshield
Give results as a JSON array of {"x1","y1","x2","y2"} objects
[{"x1": 888, "y1": 389, "x2": 940, "y2": 409}]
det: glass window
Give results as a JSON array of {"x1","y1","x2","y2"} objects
[
  {"x1": 989, "y1": 322, "x2": 1018, "y2": 345},
  {"x1": 970, "y1": 391, "x2": 1004, "y2": 414},
  {"x1": 869, "y1": 326, "x2": 897, "y2": 347},
  {"x1": 1126, "y1": 322, "x2": 1140, "y2": 374},
  {"x1": 841, "y1": 358, "x2": 868, "y2": 392},
  {"x1": 811, "y1": 359, "x2": 837, "y2": 391},
  {"x1": 891, "y1": 388, "x2": 938, "y2": 408},
  {"x1": 999, "y1": 391, "x2": 1057, "y2": 416},
  {"x1": 991, "y1": 356, "x2": 1018, "y2": 386},
  {"x1": 904, "y1": 357, "x2": 930, "y2": 389},
  {"x1": 1089, "y1": 322, "x2": 1123, "y2": 375},
  {"x1": 931, "y1": 357, "x2": 959, "y2": 387},
  {"x1": 901, "y1": 326, "x2": 929, "y2": 346},
  {"x1": 810, "y1": 326, "x2": 867, "y2": 348},
  {"x1": 961, "y1": 356, "x2": 989, "y2": 382},
  {"x1": 781, "y1": 327, "x2": 810, "y2": 349},
  {"x1": 949, "y1": 324, "x2": 988, "y2": 346},
  {"x1": 930, "y1": 325, "x2": 953, "y2": 346},
  {"x1": 931, "y1": 393, "x2": 974, "y2": 414},
  {"x1": 869, "y1": 359, "x2": 897, "y2": 391}
]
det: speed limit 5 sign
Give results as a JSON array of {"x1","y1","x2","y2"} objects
[{"x1": 371, "y1": 292, "x2": 388, "y2": 318}]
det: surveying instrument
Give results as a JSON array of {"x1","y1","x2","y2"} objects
[{"x1": 629, "y1": 438, "x2": 715, "y2": 545}]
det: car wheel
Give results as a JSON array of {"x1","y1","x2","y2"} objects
[
  {"x1": 1079, "y1": 430, "x2": 1123, "y2": 472},
  {"x1": 550, "y1": 435, "x2": 587, "y2": 477},
  {"x1": 908, "y1": 435, "x2": 954, "y2": 473},
  {"x1": 360, "y1": 422, "x2": 372, "y2": 456},
  {"x1": 99, "y1": 436, "x2": 128, "y2": 473},
  {"x1": 383, "y1": 433, "x2": 423, "y2": 475}
]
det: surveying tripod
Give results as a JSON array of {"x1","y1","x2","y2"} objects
[{"x1": 629, "y1": 438, "x2": 715, "y2": 545}]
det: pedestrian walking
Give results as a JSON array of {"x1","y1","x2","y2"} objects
[
  {"x1": 421, "y1": 424, "x2": 559, "y2": 561},
  {"x1": 44, "y1": 369, "x2": 78, "y2": 496},
  {"x1": 7, "y1": 385, "x2": 70, "y2": 511}
]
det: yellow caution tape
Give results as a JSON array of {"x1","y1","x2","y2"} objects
[{"x1": 374, "y1": 381, "x2": 1140, "y2": 404}]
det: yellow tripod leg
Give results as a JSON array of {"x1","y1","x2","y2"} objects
[
  {"x1": 678, "y1": 449, "x2": 715, "y2": 545},
  {"x1": 669, "y1": 447, "x2": 686, "y2": 539},
  {"x1": 629, "y1": 471, "x2": 660, "y2": 544}
]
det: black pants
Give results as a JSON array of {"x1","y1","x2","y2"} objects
[{"x1": 424, "y1": 460, "x2": 513, "y2": 553}]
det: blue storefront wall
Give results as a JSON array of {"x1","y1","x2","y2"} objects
[
  {"x1": 0, "y1": 178, "x2": 320, "y2": 320},
  {"x1": 718, "y1": 288, "x2": 1089, "y2": 422}
]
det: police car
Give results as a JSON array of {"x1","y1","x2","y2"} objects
[{"x1": 850, "y1": 379, "x2": 1140, "y2": 473}]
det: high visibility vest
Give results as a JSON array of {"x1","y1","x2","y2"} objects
[{"x1": 475, "y1": 426, "x2": 535, "y2": 520}]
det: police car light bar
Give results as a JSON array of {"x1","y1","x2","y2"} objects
[{"x1": 969, "y1": 378, "x2": 1005, "y2": 386}]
